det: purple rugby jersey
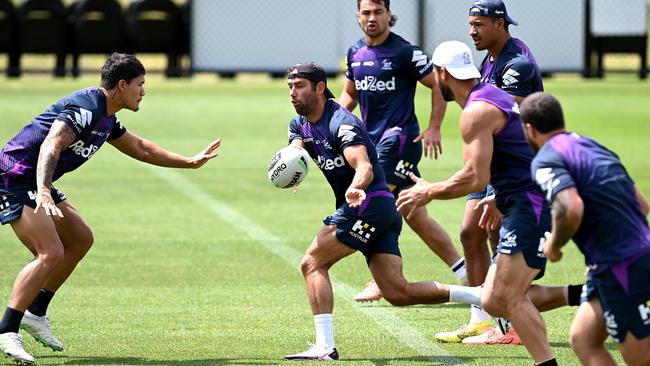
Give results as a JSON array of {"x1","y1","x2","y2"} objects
[
  {"x1": 288, "y1": 100, "x2": 389, "y2": 209},
  {"x1": 1, "y1": 87, "x2": 126, "y2": 187},
  {"x1": 480, "y1": 37, "x2": 543, "y2": 98},
  {"x1": 465, "y1": 83, "x2": 538, "y2": 211},
  {"x1": 531, "y1": 132, "x2": 650, "y2": 274},
  {"x1": 345, "y1": 32, "x2": 433, "y2": 143}
]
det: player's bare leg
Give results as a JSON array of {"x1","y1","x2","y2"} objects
[
  {"x1": 618, "y1": 328, "x2": 650, "y2": 366},
  {"x1": 569, "y1": 298, "x2": 615, "y2": 366},
  {"x1": 1, "y1": 206, "x2": 65, "y2": 364},
  {"x1": 369, "y1": 253, "x2": 468, "y2": 306},
  {"x1": 285, "y1": 225, "x2": 355, "y2": 361},
  {"x1": 482, "y1": 252, "x2": 554, "y2": 364},
  {"x1": 21, "y1": 200, "x2": 92, "y2": 352}
]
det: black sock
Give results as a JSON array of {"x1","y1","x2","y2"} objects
[
  {"x1": 568, "y1": 284, "x2": 584, "y2": 306},
  {"x1": 27, "y1": 289, "x2": 55, "y2": 316},
  {"x1": 536, "y1": 358, "x2": 558, "y2": 366},
  {"x1": 0, "y1": 307, "x2": 24, "y2": 334}
]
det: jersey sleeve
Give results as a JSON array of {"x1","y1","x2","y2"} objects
[
  {"x1": 107, "y1": 120, "x2": 127, "y2": 141},
  {"x1": 531, "y1": 146, "x2": 576, "y2": 202},
  {"x1": 56, "y1": 103, "x2": 94, "y2": 137},
  {"x1": 332, "y1": 114, "x2": 367, "y2": 151},
  {"x1": 345, "y1": 46, "x2": 355, "y2": 81},
  {"x1": 287, "y1": 118, "x2": 303, "y2": 144},
  {"x1": 405, "y1": 44, "x2": 433, "y2": 80},
  {"x1": 500, "y1": 55, "x2": 536, "y2": 97}
]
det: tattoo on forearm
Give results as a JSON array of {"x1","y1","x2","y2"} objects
[
  {"x1": 551, "y1": 191, "x2": 575, "y2": 249},
  {"x1": 36, "y1": 121, "x2": 77, "y2": 190}
]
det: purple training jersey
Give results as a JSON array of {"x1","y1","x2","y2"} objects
[
  {"x1": 466, "y1": 83, "x2": 537, "y2": 210},
  {"x1": 345, "y1": 32, "x2": 433, "y2": 143},
  {"x1": 531, "y1": 132, "x2": 650, "y2": 274},
  {"x1": 288, "y1": 100, "x2": 389, "y2": 209},
  {"x1": 480, "y1": 38, "x2": 543, "y2": 98},
  {"x1": 0, "y1": 87, "x2": 126, "y2": 186}
]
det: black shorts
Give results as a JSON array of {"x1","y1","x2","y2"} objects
[
  {"x1": 376, "y1": 135, "x2": 422, "y2": 190},
  {"x1": 0, "y1": 176, "x2": 66, "y2": 225},
  {"x1": 584, "y1": 252, "x2": 650, "y2": 343},
  {"x1": 496, "y1": 191, "x2": 550, "y2": 278},
  {"x1": 323, "y1": 190, "x2": 402, "y2": 262}
]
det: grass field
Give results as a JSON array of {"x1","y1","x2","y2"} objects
[{"x1": 1, "y1": 74, "x2": 649, "y2": 365}]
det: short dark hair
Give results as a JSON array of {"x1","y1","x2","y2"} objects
[
  {"x1": 357, "y1": 0, "x2": 398, "y2": 27},
  {"x1": 100, "y1": 53, "x2": 145, "y2": 89},
  {"x1": 520, "y1": 92, "x2": 565, "y2": 133}
]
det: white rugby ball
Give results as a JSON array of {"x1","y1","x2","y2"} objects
[{"x1": 268, "y1": 146, "x2": 311, "y2": 188}]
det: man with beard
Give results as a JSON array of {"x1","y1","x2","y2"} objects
[
  {"x1": 523, "y1": 92, "x2": 650, "y2": 366},
  {"x1": 397, "y1": 41, "x2": 558, "y2": 366},
  {"x1": 341, "y1": 0, "x2": 467, "y2": 303},
  {"x1": 282, "y1": 62, "x2": 483, "y2": 361}
]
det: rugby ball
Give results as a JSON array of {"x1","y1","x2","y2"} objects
[{"x1": 268, "y1": 146, "x2": 311, "y2": 188}]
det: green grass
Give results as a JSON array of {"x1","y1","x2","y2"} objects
[{"x1": 1, "y1": 74, "x2": 649, "y2": 365}]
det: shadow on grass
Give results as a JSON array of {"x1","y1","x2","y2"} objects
[
  {"x1": 36, "y1": 353, "x2": 529, "y2": 365},
  {"x1": 356, "y1": 303, "x2": 471, "y2": 309}
]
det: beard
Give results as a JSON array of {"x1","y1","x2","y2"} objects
[
  {"x1": 293, "y1": 95, "x2": 316, "y2": 116},
  {"x1": 440, "y1": 83, "x2": 455, "y2": 102}
]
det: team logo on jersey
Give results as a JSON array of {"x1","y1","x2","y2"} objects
[
  {"x1": 535, "y1": 168, "x2": 561, "y2": 201},
  {"x1": 314, "y1": 139, "x2": 332, "y2": 150},
  {"x1": 381, "y1": 59, "x2": 393, "y2": 70},
  {"x1": 350, "y1": 220, "x2": 376, "y2": 243},
  {"x1": 72, "y1": 108, "x2": 93, "y2": 131},
  {"x1": 338, "y1": 125, "x2": 357, "y2": 143},
  {"x1": 638, "y1": 300, "x2": 650, "y2": 325},
  {"x1": 502, "y1": 68, "x2": 521, "y2": 87},
  {"x1": 69, "y1": 140, "x2": 99, "y2": 159},
  {"x1": 411, "y1": 50, "x2": 428, "y2": 68},
  {"x1": 317, "y1": 154, "x2": 345, "y2": 171},
  {"x1": 355, "y1": 76, "x2": 396, "y2": 92},
  {"x1": 394, "y1": 160, "x2": 415, "y2": 179}
]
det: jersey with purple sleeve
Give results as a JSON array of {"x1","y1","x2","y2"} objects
[
  {"x1": 288, "y1": 100, "x2": 389, "y2": 209},
  {"x1": 466, "y1": 83, "x2": 537, "y2": 210},
  {"x1": 480, "y1": 38, "x2": 543, "y2": 98},
  {"x1": 531, "y1": 132, "x2": 650, "y2": 274},
  {"x1": 0, "y1": 87, "x2": 126, "y2": 185},
  {"x1": 345, "y1": 32, "x2": 432, "y2": 143}
]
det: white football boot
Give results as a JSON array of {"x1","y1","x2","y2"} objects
[
  {"x1": 20, "y1": 310, "x2": 64, "y2": 351},
  {"x1": 284, "y1": 342, "x2": 339, "y2": 361},
  {"x1": 0, "y1": 332, "x2": 35, "y2": 365}
]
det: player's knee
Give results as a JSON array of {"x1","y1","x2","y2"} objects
[
  {"x1": 481, "y1": 291, "x2": 507, "y2": 317},
  {"x1": 568, "y1": 327, "x2": 593, "y2": 355},
  {"x1": 382, "y1": 290, "x2": 410, "y2": 306},
  {"x1": 459, "y1": 225, "x2": 484, "y2": 249},
  {"x1": 38, "y1": 245, "x2": 65, "y2": 269},
  {"x1": 299, "y1": 254, "x2": 324, "y2": 277}
]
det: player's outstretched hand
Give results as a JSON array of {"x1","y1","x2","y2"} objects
[
  {"x1": 473, "y1": 194, "x2": 501, "y2": 230},
  {"x1": 346, "y1": 188, "x2": 366, "y2": 208},
  {"x1": 396, "y1": 172, "x2": 431, "y2": 219},
  {"x1": 413, "y1": 127, "x2": 442, "y2": 160},
  {"x1": 34, "y1": 190, "x2": 64, "y2": 219},
  {"x1": 188, "y1": 138, "x2": 221, "y2": 168},
  {"x1": 543, "y1": 231, "x2": 563, "y2": 262}
]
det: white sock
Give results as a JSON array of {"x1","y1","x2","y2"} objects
[
  {"x1": 451, "y1": 257, "x2": 467, "y2": 284},
  {"x1": 469, "y1": 304, "x2": 491, "y2": 324},
  {"x1": 448, "y1": 285, "x2": 482, "y2": 306},
  {"x1": 314, "y1": 314, "x2": 335, "y2": 349}
]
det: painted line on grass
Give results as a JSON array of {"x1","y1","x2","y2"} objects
[{"x1": 149, "y1": 167, "x2": 463, "y2": 364}]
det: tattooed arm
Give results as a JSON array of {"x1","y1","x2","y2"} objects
[
  {"x1": 543, "y1": 187, "x2": 584, "y2": 262},
  {"x1": 35, "y1": 120, "x2": 77, "y2": 218}
]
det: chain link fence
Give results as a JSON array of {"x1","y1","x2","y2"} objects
[{"x1": 1, "y1": 0, "x2": 648, "y2": 77}]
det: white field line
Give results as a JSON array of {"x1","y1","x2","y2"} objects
[{"x1": 149, "y1": 167, "x2": 462, "y2": 364}]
